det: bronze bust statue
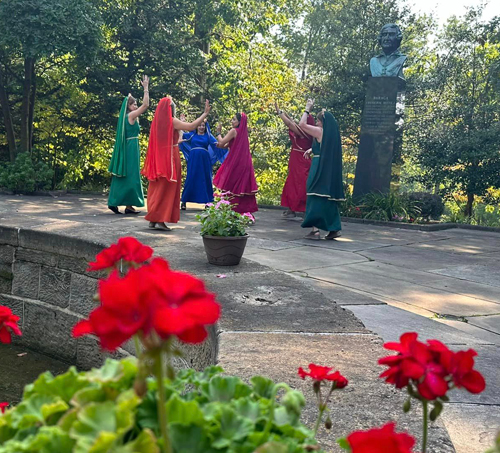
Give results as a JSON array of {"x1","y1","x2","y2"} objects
[{"x1": 370, "y1": 24, "x2": 407, "y2": 79}]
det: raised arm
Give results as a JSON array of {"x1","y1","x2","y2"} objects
[
  {"x1": 173, "y1": 100, "x2": 210, "y2": 131},
  {"x1": 128, "y1": 75, "x2": 150, "y2": 124},
  {"x1": 215, "y1": 123, "x2": 237, "y2": 148},
  {"x1": 275, "y1": 102, "x2": 303, "y2": 136},
  {"x1": 299, "y1": 99, "x2": 322, "y2": 141}
]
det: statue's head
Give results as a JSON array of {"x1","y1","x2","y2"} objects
[{"x1": 378, "y1": 24, "x2": 403, "y2": 54}]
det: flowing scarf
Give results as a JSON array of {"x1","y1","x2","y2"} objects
[
  {"x1": 179, "y1": 121, "x2": 228, "y2": 165},
  {"x1": 141, "y1": 97, "x2": 176, "y2": 182},
  {"x1": 108, "y1": 97, "x2": 129, "y2": 177},
  {"x1": 213, "y1": 113, "x2": 258, "y2": 196},
  {"x1": 307, "y1": 111, "x2": 345, "y2": 201}
]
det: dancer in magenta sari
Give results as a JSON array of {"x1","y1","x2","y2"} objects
[{"x1": 213, "y1": 112, "x2": 258, "y2": 214}]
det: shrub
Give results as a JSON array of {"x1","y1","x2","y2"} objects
[
  {"x1": 360, "y1": 191, "x2": 421, "y2": 222},
  {"x1": 408, "y1": 192, "x2": 444, "y2": 221},
  {"x1": 0, "y1": 153, "x2": 53, "y2": 193}
]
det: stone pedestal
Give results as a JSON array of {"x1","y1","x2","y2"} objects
[{"x1": 353, "y1": 77, "x2": 405, "y2": 199}]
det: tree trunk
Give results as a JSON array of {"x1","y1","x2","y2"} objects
[
  {"x1": 465, "y1": 193, "x2": 474, "y2": 218},
  {"x1": 28, "y1": 64, "x2": 36, "y2": 152},
  {"x1": 20, "y1": 57, "x2": 35, "y2": 153},
  {"x1": 0, "y1": 61, "x2": 17, "y2": 162}
]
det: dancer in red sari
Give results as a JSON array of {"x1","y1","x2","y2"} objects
[
  {"x1": 214, "y1": 112, "x2": 258, "y2": 214},
  {"x1": 142, "y1": 97, "x2": 210, "y2": 230},
  {"x1": 275, "y1": 102, "x2": 314, "y2": 218}
]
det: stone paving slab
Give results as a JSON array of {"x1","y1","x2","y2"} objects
[
  {"x1": 359, "y1": 245, "x2": 500, "y2": 271},
  {"x1": 198, "y1": 269, "x2": 365, "y2": 334},
  {"x1": 303, "y1": 265, "x2": 500, "y2": 317},
  {"x1": 247, "y1": 246, "x2": 369, "y2": 272},
  {"x1": 429, "y1": 264, "x2": 500, "y2": 288},
  {"x1": 345, "y1": 304, "x2": 493, "y2": 346},
  {"x1": 466, "y1": 315, "x2": 500, "y2": 335},
  {"x1": 288, "y1": 275, "x2": 387, "y2": 306},
  {"x1": 218, "y1": 332, "x2": 454, "y2": 453}
]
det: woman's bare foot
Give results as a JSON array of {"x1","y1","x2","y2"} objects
[{"x1": 155, "y1": 222, "x2": 172, "y2": 231}]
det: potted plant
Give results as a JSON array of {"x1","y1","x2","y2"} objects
[{"x1": 196, "y1": 193, "x2": 254, "y2": 266}]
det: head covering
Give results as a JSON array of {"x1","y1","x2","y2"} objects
[
  {"x1": 141, "y1": 97, "x2": 176, "y2": 182},
  {"x1": 307, "y1": 111, "x2": 345, "y2": 201},
  {"x1": 213, "y1": 113, "x2": 258, "y2": 196},
  {"x1": 179, "y1": 121, "x2": 228, "y2": 165},
  {"x1": 108, "y1": 97, "x2": 129, "y2": 177}
]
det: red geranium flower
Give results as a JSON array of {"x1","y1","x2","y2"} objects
[
  {"x1": 73, "y1": 258, "x2": 220, "y2": 350},
  {"x1": 0, "y1": 402, "x2": 8, "y2": 414},
  {"x1": 379, "y1": 333, "x2": 486, "y2": 401},
  {"x1": 0, "y1": 306, "x2": 22, "y2": 344},
  {"x1": 379, "y1": 332, "x2": 450, "y2": 400},
  {"x1": 347, "y1": 422, "x2": 416, "y2": 453},
  {"x1": 87, "y1": 237, "x2": 153, "y2": 271},
  {"x1": 298, "y1": 364, "x2": 348, "y2": 388},
  {"x1": 448, "y1": 349, "x2": 486, "y2": 394}
]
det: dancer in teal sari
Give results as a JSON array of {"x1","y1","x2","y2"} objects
[
  {"x1": 108, "y1": 76, "x2": 149, "y2": 215},
  {"x1": 299, "y1": 99, "x2": 345, "y2": 240}
]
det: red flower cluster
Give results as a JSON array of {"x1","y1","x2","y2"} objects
[
  {"x1": 298, "y1": 364, "x2": 348, "y2": 388},
  {"x1": 87, "y1": 237, "x2": 153, "y2": 271},
  {"x1": 347, "y1": 422, "x2": 415, "y2": 453},
  {"x1": 379, "y1": 332, "x2": 486, "y2": 400},
  {"x1": 0, "y1": 402, "x2": 8, "y2": 414},
  {"x1": 73, "y1": 257, "x2": 220, "y2": 350},
  {"x1": 0, "y1": 306, "x2": 22, "y2": 344}
]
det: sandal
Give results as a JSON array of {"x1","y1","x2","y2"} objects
[
  {"x1": 304, "y1": 230, "x2": 320, "y2": 241},
  {"x1": 282, "y1": 210, "x2": 296, "y2": 218},
  {"x1": 108, "y1": 206, "x2": 122, "y2": 215},
  {"x1": 125, "y1": 208, "x2": 141, "y2": 214},
  {"x1": 148, "y1": 222, "x2": 156, "y2": 229},
  {"x1": 325, "y1": 231, "x2": 341, "y2": 240}
]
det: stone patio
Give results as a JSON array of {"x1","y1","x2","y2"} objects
[{"x1": 1, "y1": 193, "x2": 499, "y2": 452}]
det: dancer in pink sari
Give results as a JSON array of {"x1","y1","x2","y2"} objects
[{"x1": 214, "y1": 112, "x2": 258, "y2": 214}]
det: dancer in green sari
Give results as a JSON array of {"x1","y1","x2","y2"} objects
[
  {"x1": 299, "y1": 99, "x2": 345, "y2": 240},
  {"x1": 108, "y1": 75, "x2": 150, "y2": 215}
]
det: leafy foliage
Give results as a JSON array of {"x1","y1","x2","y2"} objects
[
  {"x1": 197, "y1": 195, "x2": 253, "y2": 237},
  {"x1": 359, "y1": 191, "x2": 421, "y2": 222},
  {"x1": 0, "y1": 359, "x2": 322, "y2": 453},
  {"x1": 0, "y1": 152, "x2": 53, "y2": 193},
  {"x1": 407, "y1": 192, "x2": 444, "y2": 221}
]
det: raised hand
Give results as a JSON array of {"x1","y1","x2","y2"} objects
[
  {"x1": 180, "y1": 113, "x2": 186, "y2": 122},
  {"x1": 141, "y1": 75, "x2": 149, "y2": 89},
  {"x1": 306, "y1": 98, "x2": 314, "y2": 111},
  {"x1": 216, "y1": 123, "x2": 222, "y2": 135},
  {"x1": 204, "y1": 99, "x2": 211, "y2": 115}
]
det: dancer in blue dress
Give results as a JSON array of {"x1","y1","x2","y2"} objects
[{"x1": 179, "y1": 120, "x2": 228, "y2": 209}]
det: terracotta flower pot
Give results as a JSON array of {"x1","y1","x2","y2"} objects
[{"x1": 202, "y1": 235, "x2": 248, "y2": 266}]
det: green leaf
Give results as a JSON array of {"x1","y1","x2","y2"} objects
[
  {"x1": 137, "y1": 392, "x2": 158, "y2": 431},
  {"x1": 233, "y1": 399, "x2": 262, "y2": 423},
  {"x1": 170, "y1": 424, "x2": 213, "y2": 453},
  {"x1": 165, "y1": 394, "x2": 205, "y2": 426},
  {"x1": 215, "y1": 407, "x2": 254, "y2": 445},
  {"x1": 86, "y1": 358, "x2": 138, "y2": 389},
  {"x1": 10, "y1": 395, "x2": 69, "y2": 430},
  {"x1": 24, "y1": 368, "x2": 89, "y2": 403},
  {"x1": 337, "y1": 437, "x2": 351, "y2": 450},
  {"x1": 114, "y1": 429, "x2": 159, "y2": 453},
  {"x1": 250, "y1": 376, "x2": 275, "y2": 399},
  {"x1": 208, "y1": 376, "x2": 241, "y2": 402},
  {"x1": 430, "y1": 401, "x2": 443, "y2": 421}
]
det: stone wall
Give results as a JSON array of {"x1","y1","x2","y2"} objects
[{"x1": 0, "y1": 225, "x2": 218, "y2": 370}]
